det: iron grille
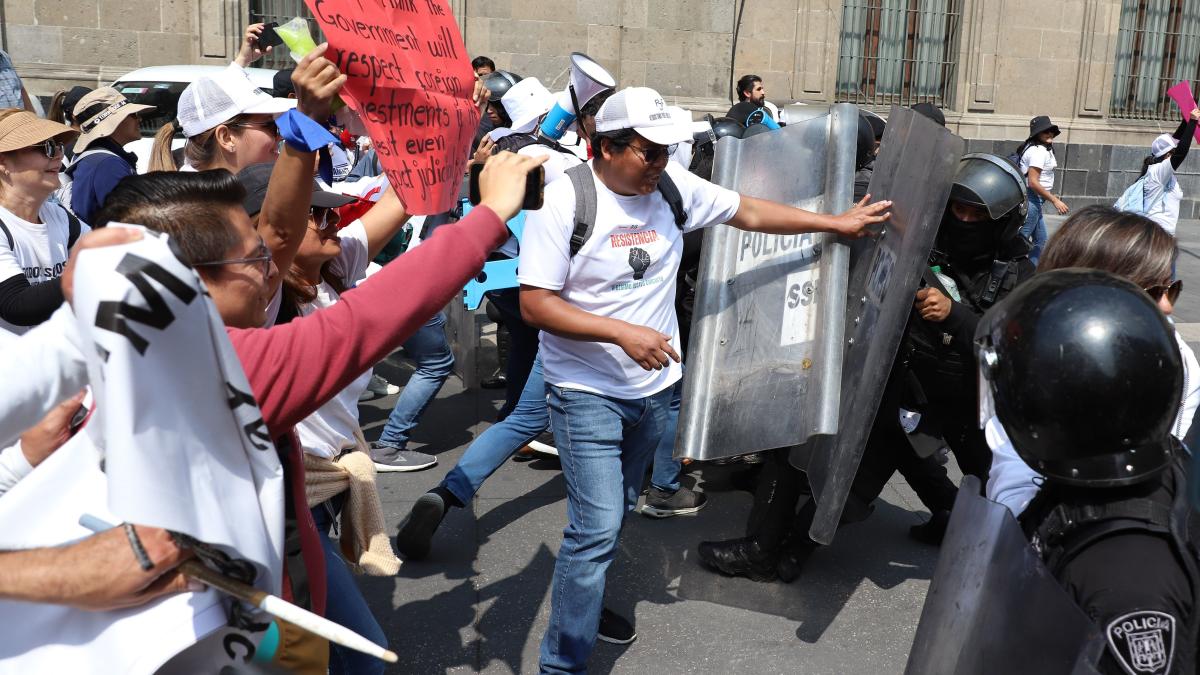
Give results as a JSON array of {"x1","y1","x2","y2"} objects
[
  {"x1": 1111, "y1": 0, "x2": 1200, "y2": 120},
  {"x1": 835, "y1": 0, "x2": 962, "y2": 110},
  {"x1": 248, "y1": 0, "x2": 323, "y2": 72}
]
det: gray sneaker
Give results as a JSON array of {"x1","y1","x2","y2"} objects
[
  {"x1": 640, "y1": 485, "x2": 707, "y2": 518},
  {"x1": 369, "y1": 441, "x2": 437, "y2": 473}
]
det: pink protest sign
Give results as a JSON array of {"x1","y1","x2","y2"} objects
[
  {"x1": 306, "y1": 0, "x2": 478, "y2": 214},
  {"x1": 1166, "y1": 81, "x2": 1200, "y2": 144}
]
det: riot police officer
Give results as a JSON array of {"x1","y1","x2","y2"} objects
[
  {"x1": 698, "y1": 152, "x2": 1032, "y2": 582},
  {"x1": 976, "y1": 269, "x2": 1198, "y2": 675}
]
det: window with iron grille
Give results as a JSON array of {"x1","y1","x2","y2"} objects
[
  {"x1": 1110, "y1": 0, "x2": 1200, "y2": 120},
  {"x1": 835, "y1": 0, "x2": 962, "y2": 110},
  {"x1": 248, "y1": 0, "x2": 323, "y2": 71}
]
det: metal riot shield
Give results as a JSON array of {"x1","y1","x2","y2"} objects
[
  {"x1": 675, "y1": 103, "x2": 858, "y2": 461},
  {"x1": 905, "y1": 477, "x2": 1106, "y2": 675},
  {"x1": 790, "y1": 106, "x2": 961, "y2": 544}
]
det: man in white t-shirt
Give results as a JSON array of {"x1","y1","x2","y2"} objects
[{"x1": 518, "y1": 86, "x2": 890, "y2": 672}]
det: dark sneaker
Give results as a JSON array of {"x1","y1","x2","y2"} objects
[
  {"x1": 640, "y1": 485, "x2": 707, "y2": 518},
  {"x1": 515, "y1": 431, "x2": 557, "y2": 461},
  {"x1": 775, "y1": 539, "x2": 818, "y2": 583},
  {"x1": 597, "y1": 607, "x2": 636, "y2": 645},
  {"x1": 395, "y1": 492, "x2": 446, "y2": 560},
  {"x1": 369, "y1": 442, "x2": 437, "y2": 473},
  {"x1": 696, "y1": 537, "x2": 779, "y2": 582},
  {"x1": 908, "y1": 509, "x2": 951, "y2": 545}
]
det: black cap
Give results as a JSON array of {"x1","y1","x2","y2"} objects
[
  {"x1": 910, "y1": 101, "x2": 945, "y2": 127},
  {"x1": 237, "y1": 162, "x2": 355, "y2": 217},
  {"x1": 1028, "y1": 115, "x2": 1061, "y2": 140},
  {"x1": 272, "y1": 69, "x2": 296, "y2": 98},
  {"x1": 62, "y1": 86, "x2": 92, "y2": 125}
]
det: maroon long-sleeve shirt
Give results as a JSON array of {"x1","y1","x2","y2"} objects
[{"x1": 227, "y1": 205, "x2": 505, "y2": 614}]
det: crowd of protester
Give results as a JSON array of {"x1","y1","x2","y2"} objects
[{"x1": 0, "y1": 21, "x2": 1196, "y2": 674}]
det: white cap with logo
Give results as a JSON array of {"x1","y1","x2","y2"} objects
[
  {"x1": 595, "y1": 87, "x2": 692, "y2": 146},
  {"x1": 177, "y1": 63, "x2": 297, "y2": 138}
]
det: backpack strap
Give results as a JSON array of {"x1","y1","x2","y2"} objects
[
  {"x1": 0, "y1": 218, "x2": 11, "y2": 252},
  {"x1": 656, "y1": 171, "x2": 688, "y2": 229},
  {"x1": 566, "y1": 163, "x2": 597, "y2": 257},
  {"x1": 66, "y1": 210, "x2": 81, "y2": 249}
]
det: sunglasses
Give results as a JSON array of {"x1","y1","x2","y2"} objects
[
  {"x1": 228, "y1": 119, "x2": 280, "y2": 137},
  {"x1": 309, "y1": 207, "x2": 338, "y2": 232},
  {"x1": 1145, "y1": 279, "x2": 1183, "y2": 304},
  {"x1": 26, "y1": 140, "x2": 65, "y2": 159},
  {"x1": 628, "y1": 142, "x2": 677, "y2": 165}
]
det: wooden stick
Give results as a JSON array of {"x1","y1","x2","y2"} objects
[{"x1": 79, "y1": 515, "x2": 397, "y2": 664}]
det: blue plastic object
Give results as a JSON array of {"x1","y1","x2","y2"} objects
[{"x1": 461, "y1": 199, "x2": 526, "y2": 309}]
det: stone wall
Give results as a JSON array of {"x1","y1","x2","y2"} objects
[{"x1": 3, "y1": 0, "x2": 246, "y2": 96}]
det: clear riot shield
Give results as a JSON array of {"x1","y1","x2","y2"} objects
[
  {"x1": 674, "y1": 103, "x2": 859, "y2": 461},
  {"x1": 905, "y1": 477, "x2": 1105, "y2": 675},
  {"x1": 790, "y1": 106, "x2": 962, "y2": 544}
]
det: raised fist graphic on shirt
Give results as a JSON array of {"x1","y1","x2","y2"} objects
[{"x1": 628, "y1": 247, "x2": 651, "y2": 280}]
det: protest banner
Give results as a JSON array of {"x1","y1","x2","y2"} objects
[
  {"x1": 1166, "y1": 81, "x2": 1200, "y2": 143},
  {"x1": 305, "y1": 0, "x2": 478, "y2": 214}
]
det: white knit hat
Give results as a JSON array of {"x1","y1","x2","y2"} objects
[{"x1": 177, "y1": 64, "x2": 296, "y2": 138}]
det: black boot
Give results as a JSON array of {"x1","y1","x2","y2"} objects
[
  {"x1": 908, "y1": 509, "x2": 951, "y2": 545},
  {"x1": 696, "y1": 537, "x2": 780, "y2": 582}
]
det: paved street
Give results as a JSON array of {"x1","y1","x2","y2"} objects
[{"x1": 350, "y1": 216, "x2": 1200, "y2": 674}]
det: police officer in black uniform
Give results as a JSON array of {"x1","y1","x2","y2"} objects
[
  {"x1": 698, "y1": 152, "x2": 1033, "y2": 582},
  {"x1": 976, "y1": 269, "x2": 1198, "y2": 675}
]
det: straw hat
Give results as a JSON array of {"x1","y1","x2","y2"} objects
[
  {"x1": 73, "y1": 87, "x2": 155, "y2": 151},
  {"x1": 0, "y1": 110, "x2": 78, "y2": 153}
]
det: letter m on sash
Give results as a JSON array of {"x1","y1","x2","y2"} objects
[{"x1": 94, "y1": 253, "x2": 198, "y2": 354}]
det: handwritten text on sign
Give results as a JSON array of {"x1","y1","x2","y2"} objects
[{"x1": 307, "y1": 0, "x2": 477, "y2": 214}]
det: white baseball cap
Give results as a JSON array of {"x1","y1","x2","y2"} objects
[
  {"x1": 501, "y1": 78, "x2": 555, "y2": 134},
  {"x1": 595, "y1": 87, "x2": 692, "y2": 146},
  {"x1": 1151, "y1": 133, "x2": 1179, "y2": 157},
  {"x1": 177, "y1": 63, "x2": 296, "y2": 138}
]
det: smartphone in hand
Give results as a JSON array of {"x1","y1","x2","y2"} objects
[
  {"x1": 257, "y1": 22, "x2": 285, "y2": 49},
  {"x1": 469, "y1": 162, "x2": 545, "y2": 210}
]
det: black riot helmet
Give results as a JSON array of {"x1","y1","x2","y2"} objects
[
  {"x1": 692, "y1": 115, "x2": 744, "y2": 146},
  {"x1": 856, "y1": 113, "x2": 876, "y2": 171},
  {"x1": 483, "y1": 71, "x2": 522, "y2": 103},
  {"x1": 861, "y1": 109, "x2": 886, "y2": 141},
  {"x1": 976, "y1": 269, "x2": 1182, "y2": 488},
  {"x1": 937, "y1": 153, "x2": 1029, "y2": 266}
]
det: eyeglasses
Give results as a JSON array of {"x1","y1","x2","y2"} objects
[
  {"x1": 26, "y1": 140, "x2": 65, "y2": 159},
  {"x1": 228, "y1": 119, "x2": 280, "y2": 137},
  {"x1": 628, "y1": 142, "x2": 676, "y2": 165},
  {"x1": 194, "y1": 244, "x2": 273, "y2": 279},
  {"x1": 1145, "y1": 279, "x2": 1183, "y2": 304}
]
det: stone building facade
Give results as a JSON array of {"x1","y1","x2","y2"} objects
[{"x1": 6, "y1": 0, "x2": 1200, "y2": 211}]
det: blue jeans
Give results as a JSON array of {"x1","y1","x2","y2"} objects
[
  {"x1": 377, "y1": 311, "x2": 455, "y2": 449},
  {"x1": 649, "y1": 378, "x2": 684, "y2": 493},
  {"x1": 311, "y1": 498, "x2": 387, "y2": 675},
  {"x1": 441, "y1": 354, "x2": 550, "y2": 504},
  {"x1": 538, "y1": 384, "x2": 674, "y2": 674},
  {"x1": 1021, "y1": 193, "x2": 1048, "y2": 265}
]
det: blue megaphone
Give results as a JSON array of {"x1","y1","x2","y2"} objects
[
  {"x1": 744, "y1": 107, "x2": 781, "y2": 130},
  {"x1": 538, "y1": 52, "x2": 617, "y2": 140}
]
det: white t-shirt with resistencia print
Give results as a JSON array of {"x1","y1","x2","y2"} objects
[
  {"x1": 519, "y1": 161, "x2": 741, "y2": 399},
  {"x1": 0, "y1": 202, "x2": 90, "y2": 335}
]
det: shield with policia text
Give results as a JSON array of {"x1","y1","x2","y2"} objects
[
  {"x1": 789, "y1": 106, "x2": 962, "y2": 544},
  {"x1": 674, "y1": 103, "x2": 859, "y2": 462},
  {"x1": 905, "y1": 477, "x2": 1106, "y2": 675}
]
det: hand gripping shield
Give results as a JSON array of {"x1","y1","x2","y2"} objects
[
  {"x1": 674, "y1": 104, "x2": 858, "y2": 461},
  {"x1": 905, "y1": 477, "x2": 1106, "y2": 675},
  {"x1": 790, "y1": 106, "x2": 962, "y2": 544}
]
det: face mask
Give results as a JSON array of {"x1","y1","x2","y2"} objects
[{"x1": 937, "y1": 213, "x2": 997, "y2": 264}]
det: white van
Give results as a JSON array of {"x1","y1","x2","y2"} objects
[{"x1": 110, "y1": 65, "x2": 280, "y2": 173}]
